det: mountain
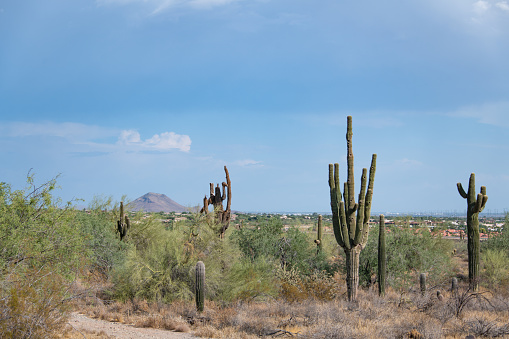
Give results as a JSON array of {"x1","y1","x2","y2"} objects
[{"x1": 129, "y1": 192, "x2": 188, "y2": 213}]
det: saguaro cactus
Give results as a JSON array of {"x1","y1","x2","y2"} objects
[
  {"x1": 378, "y1": 214, "x2": 386, "y2": 297},
  {"x1": 314, "y1": 215, "x2": 323, "y2": 254},
  {"x1": 200, "y1": 166, "x2": 232, "y2": 238},
  {"x1": 117, "y1": 202, "x2": 130, "y2": 241},
  {"x1": 328, "y1": 116, "x2": 377, "y2": 301},
  {"x1": 457, "y1": 173, "x2": 488, "y2": 291},
  {"x1": 420, "y1": 273, "x2": 426, "y2": 296},
  {"x1": 195, "y1": 261, "x2": 205, "y2": 312},
  {"x1": 451, "y1": 277, "x2": 458, "y2": 296}
]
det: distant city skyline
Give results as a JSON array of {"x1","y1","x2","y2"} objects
[{"x1": 1, "y1": 1, "x2": 508, "y2": 213}]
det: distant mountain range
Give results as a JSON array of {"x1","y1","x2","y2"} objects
[{"x1": 129, "y1": 192, "x2": 188, "y2": 213}]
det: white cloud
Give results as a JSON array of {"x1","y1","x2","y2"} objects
[
  {"x1": 473, "y1": 0, "x2": 491, "y2": 13},
  {"x1": 449, "y1": 101, "x2": 509, "y2": 127},
  {"x1": 118, "y1": 130, "x2": 192, "y2": 152},
  {"x1": 119, "y1": 129, "x2": 141, "y2": 143},
  {"x1": 188, "y1": 0, "x2": 239, "y2": 10},
  {"x1": 496, "y1": 1, "x2": 509, "y2": 11},
  {"x1": 0, "y1": 122, "x2": 191, "y2": 152},
  {"x1": 234, "y1": 159, "x2": 263, "y2": 167},
  {"x1": 0, "y1": 122, "x2": 116, "y2": 141},
  {"x1": 97, "y1": 0, "x2": 240, "y2": 13}
]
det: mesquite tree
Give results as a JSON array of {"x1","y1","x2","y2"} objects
[
  {"x1": 200, "y1": 166, "x2": 232, "y2": 238},
  {"x1": 328, "y1": 116, "x2": 377, "y2": 301},
  {"x1": 457, "y1": 173, "x2": 488, "y2": 291}
]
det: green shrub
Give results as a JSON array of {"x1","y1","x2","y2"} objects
[
  {"x1": 0, "y1": 175, "x2": 86, "y2": 337},
  {"x1": 75, "y1": 196, "x2": 129, "y2": 278},
  {"x1": 481, "y1": 249, "x2": 509, "y2": 288},
  {"x1": 232, "y1": 218, "x2": 334, "y2": 276},
  {"x1": 359, "y1": 226, "x2": 453, "y2": 291}
]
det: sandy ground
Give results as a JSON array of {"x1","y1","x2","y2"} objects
[{"x1": 67, "y1": 312, "x2": 199, "y2": 339}]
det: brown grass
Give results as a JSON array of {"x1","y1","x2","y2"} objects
[{"x1": 70, "y1": 281, "x2": 509, "y2": 339}]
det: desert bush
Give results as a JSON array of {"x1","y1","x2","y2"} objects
[
  {"x1": 0, "y1": 175, "x2": 86, "y2": 337},
  {"x1": 277, "y1": 267, "x2": 342, "y2": 302},
  {"x1": 232, "y1": 218, "x2": 334, "y2": 276},
  {"x1": 359, "y1": 226, "x2": 454, "y2": 291},
  {"x1": 112, "y1": 213, "x2": 279, "y2": 304},
  {"x1": 481, "y1": 249, "x2": 509, "y2": 289},
  {"x1": 75, "y1": 196, "x2": 129, "y2": 278}
]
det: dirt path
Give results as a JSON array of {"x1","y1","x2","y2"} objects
[{"x1": 68, "y1": 313, "x2": 199, "y2": 339}]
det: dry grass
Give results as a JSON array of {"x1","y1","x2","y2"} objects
[{"x1": 70, "y1": 281, "x2": 509, "y2": 339}]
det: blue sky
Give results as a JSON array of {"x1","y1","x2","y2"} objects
[{"x1": 1, "y1": 0, "x2": 508, "y2": 213}]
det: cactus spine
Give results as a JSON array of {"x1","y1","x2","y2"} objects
[
  {"x1": 195, "y1": 261, "x2": 205, "y2": 312},
  {"x1": 378, "y1": 214, "x2": 386, "y2": 297},
  {"x1": 420, "y1": 273, "x2": 426, "y2": 296},
  {"x1": 457, "y1": 173, "x2": 488, "y2": 291},
  {"x1": 314, "y1": 215, "x2": 323, "y2": 254},
  {"x1": 328, "y1": 116, "x2": 377, "y2": 301},
  {"x1": 117, "y1": 202, "x2": 130, "y2": 241}
]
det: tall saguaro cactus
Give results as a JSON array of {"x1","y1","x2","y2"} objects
[
  {"x1": 328, "y1": 116, "x2": 377, "y2": 301},
  {"x1": 378, "y1": 214, "x2": 386, "y2": 297},
  {"x1": 117, "y1": 202, "x2": 130, "y2": 241},
  {"x1": 200, "y1": 166, "x2": 232, "y2": 238},
  {"x1": 457, "y1": 173, "x2": 488, "y2": 291},
  {"x1": 314, "y1": 215, "x2": 323, "y2": 254},
  {"x1": 195, "y1": 261, "x2": 205, "y2": 312}
]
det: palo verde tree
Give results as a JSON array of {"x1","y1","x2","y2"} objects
[
  {"x1": 457, "y1": 173, "x2": 488, "y2": 291},
  {"x1": 328, "y1": 116, "x2": 377, "y2": 301},
  {"x1": 200, "y1": 166, "x2": 232, "y2": 238}
]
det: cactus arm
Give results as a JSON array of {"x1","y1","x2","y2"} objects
[
  {"x1": 354, "y1": 168, "x2": 367, "y2": 245},
  {"x1": 119, "y1": 201, "x2": 124, "y2": 224},
  {"x1": 221, "y1": 182, "x2": 227, "y2": 201},
  {"x1": 224, "y1": 166, "x2": 231, "y2": 212},
  {"x1": 358, "y1": 154, "x2": 376, "y2": 247},
  {"x1": 329, "y1": 164, "x2": 346, "y2": 248},
  {"x1": 479, "y1": 186, "x2": 488, "y2": 212},
  {"x1": 339, "y1": 201, "x2": 351, "y2": 250},
  {"x1": 474, "y1": 193, "x2": 484, "y2": 213},
  {"x1": 457, "y1": 183, "x2": 467, "y2": 199}
]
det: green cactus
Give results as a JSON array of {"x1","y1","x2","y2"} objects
[
  {"x1": 420, "y1": 273, "x2": 426, "y2": 296},
  {"x1": 195, "y1": 261, "x2": 205, "y2": 312},
  {"x1": 328, "y1": 116, "x2": 377, "y2": 301},
  {"x1": 117, "y1": 201, "x2": 130, "y2": 241},
  {"x1": 378, "y1": 214, "x2": 386, "y2": 297},
  {"x1": 457, "y1": 173, "x2": 488, "y2": 291},
  {"x1": 314, "y1": 215, "x2": 323, "y2": 254}
]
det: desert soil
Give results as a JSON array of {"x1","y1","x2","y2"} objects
[{"x1": 68, "y1": 312, "x2": 199, "y2": 339}]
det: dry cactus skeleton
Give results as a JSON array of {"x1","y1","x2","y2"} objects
[{"x1": 200, "y1": 166, "x2": 232, "y2": 238}]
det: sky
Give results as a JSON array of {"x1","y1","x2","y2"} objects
[{"x1": 0, "y1": 0, "x2": 508, "y2": 214}]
